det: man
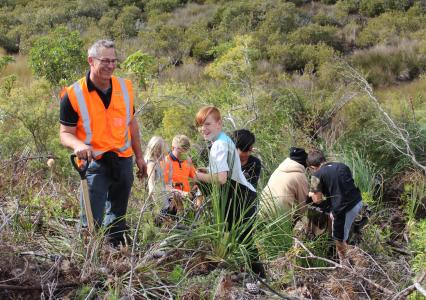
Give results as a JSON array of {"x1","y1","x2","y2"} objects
[
  {"x1": 261, "y1": 147, "x2": 309, "y2": 221},
  {"x1": 59, "y1": 40, "x2": 147, "y2": 244},
  {"x1": 231, "y1": 129, "x2": 261, "y2": 188},
  {"x1": 307, "y1": 149, "x2": 363, "y2": 263}
]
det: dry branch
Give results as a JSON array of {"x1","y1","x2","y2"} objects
[
  {"x1": 0, "y1": 282, "x2": 79, "y2": 291},
  {"x1": 391, "y1": 271, "x2": 426, "y2": 299},
  {"x1": 339, "y1": 61, "x2": 426, "y2": 174},
  {"x1": 293, "y1": 238, "x2": 395, "y2": 296}
]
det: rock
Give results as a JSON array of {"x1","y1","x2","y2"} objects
[
  {"x1": 152, "y1": 250, "x2": 166, "y2": 259},
  {"x1": 246, "y1": 282, "x2": 260, "y2": 294}
]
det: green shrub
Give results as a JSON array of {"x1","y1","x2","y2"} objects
[
  {"x1": 288, "y1": 24, "x2": 341, "y2": 50},
  {"x1": 357, "y1": 10, "x2": 426, "y2": 48},
  {"x1": 29, "y1": 26, "x2": 86, "y2": 86},
  {"x1": 210, "y1": 0, "x2": 269, "y2": 42},
  {"x1": 409, "y1": 219, "x2": 426, "y2": 273},
  {"x1": 360, "y1": 0, "x2": 413, "y2": 17},
  {"x1": 335, "y1": 0, "x2": 360, "y2": 15},
  {"x1": 287, "y1": 0, "x2": 310, "y2": 6},
  {"x1": 97, "y1": 9, "x2": 118, "y2": 38},
  {"x1": 111, "y1": 5, "x2": 142, "y2": 39},
  {"x1": 268, "y1": 42, "x2": 335, "y2": 71},
  {"x1": 0, "y1": 8, "x2": 20, "y2": 52},
  {"x1": 360, "y1": 223, "x2": 391, "y2": 255},
  {"x1": 139, "y1": 24, "x2": 188, "y2": 65},
  {"x1": 254, "y1": 1, "x2": 299, "y2": 49},
  {"x1": 145, "y1": 0, "x2": 181, "y2": 14},
  {"x1": 75, "y1": 0, "x2": 109, "y2": 19},
  {"x1": 121, "y1": 50, "x2": 157, "y2": 89},
  {"x1": 185, "y1": 21, "x2": 215, "y2": 62},
  {"x1": 205, "y1": 35, "x2": 258, "y2": 82},
  {"x1": 161, "y1": 105, "x2": 197, "y2": 141},
  {"x1": 359, "y1": 0, "x2": 386, "y2": 17}
]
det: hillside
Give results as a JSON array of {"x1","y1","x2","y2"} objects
[{"x1": 0, "y1": 0, "x2": 425, "y2": 299}]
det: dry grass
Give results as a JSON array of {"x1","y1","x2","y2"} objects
[
  {"x1": 159, "y1": 60, "x2": 205, "y2": 83},
  {"x1": 350, "y1": 39, "x2": 426, "y2": 86},
  {"x1": 2, "y1": 54, "x2": 33, "y2": 86},
  {"x1": 167, "y1": 3, "x2": 218, "y2": 28}
]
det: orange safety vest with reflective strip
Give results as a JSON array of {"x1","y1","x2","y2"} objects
[
  {"x1": 163, "y1": 154, "x2": 196, "y2": 192},
  {"x1": 66, "y1": 75, "x2": 134, "y2": 159}
]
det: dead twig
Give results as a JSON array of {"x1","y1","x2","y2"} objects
[
  {"x1": 0, "y1": 282, "x2": 79, "y2": 291},
  {"x1": 340, "y1": 61, "x2": 426, "y2": 174},
  {"x1": 293, "y1": 238, "x2": 395, "y2": 296},
  {"x1": 392, "y1": 271, "x2": 426, "y2": 299},
  {"x1": 128, "y1": 193, "x2": 155, "y2": 294}
]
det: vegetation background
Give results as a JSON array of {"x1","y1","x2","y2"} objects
[{"x1": 0, "y1": 0, "x2": 425, "y2": 299}]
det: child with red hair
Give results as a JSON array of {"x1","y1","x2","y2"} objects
[{"x1": 195, "y1": 106, "x2": 265, "y2": 279}]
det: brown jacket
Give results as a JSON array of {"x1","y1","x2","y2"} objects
[{"x1": 261, "y1": 158, "x2": 308, "y2": 214}]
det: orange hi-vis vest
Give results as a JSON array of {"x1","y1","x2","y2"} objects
[
  {"x1": 66, "y1": 75, "x2": 134, "y2": 159},
  {"x1": 163, "y1": 153, "x2": 196, "y2": 192}
]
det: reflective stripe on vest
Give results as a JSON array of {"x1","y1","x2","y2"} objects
[
  {"x1": 72, "y1": 81, "x2": 92, "y2": 145},
  {"x1": 117, "y1": 77, "x2": 131, "y2": 153},
  {"x1": 72, "y1": 77, "x2": 132, "y2": 157}
]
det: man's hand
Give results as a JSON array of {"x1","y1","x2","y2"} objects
[
  {"x1": 135, "y1": 157, "x2": 147, "y2": 180},
  {"x1": 60, "y1": 124, "x2": 92, "y2": 161},
  {"x1": 74, "y1": 144, "x2": 93, "y2": 161}
]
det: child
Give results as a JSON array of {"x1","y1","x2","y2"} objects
[
  {"x1": 231, "y1": 129, "x2": 261, "y2": 188},
  {"x1": 194, "y1": 106, "x2": 265, "y2": 278},
  {"x1": 144, "y1": 136, "x2": 170, "y2": 206},
  {"x1": 163, "y1": 134, "x2": 196, "y2": 195},
  {"x1": 307, "y1": 149, "x2": 363, "y2": 264}
]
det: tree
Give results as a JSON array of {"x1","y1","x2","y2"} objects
[
  {"x1": 111, "y1": 5, "x2": 142, "y2": 39},
  {"x1": 0, "y1": 79, "x2": 58, "y2": 156},
  {"x1": 121, "y1": 50, "x2": 156, "y2": 90},
  {"x1": 205, "y1": 35, "x2": 258, "y2": 82},
  {"x1": 28, "y1": 26, "x2": 86, "y2": 86}
]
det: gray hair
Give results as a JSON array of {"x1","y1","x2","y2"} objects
[{"x1": 87, "y1": 40, "x2": 115, "y2": 57}]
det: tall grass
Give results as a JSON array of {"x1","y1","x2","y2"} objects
[
  {"x1": 337, "y1": 147, "x2": 381, "y2": 206},
  {"x1": 402, "y1": 173, "x2": 426, "y2": 222},
  {"x1": 256, "y1": 197, "x2": 294, "y2": 260},
  {"x1": 350, "y1": 40, "x2": 426, "y2": 87},
  {"x1": 164, "y1": 180, "x2": 260, "y2": 271}
]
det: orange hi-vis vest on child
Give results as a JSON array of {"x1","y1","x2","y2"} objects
[
  {"x1": 163, "y1": 153, "x2": 196, "y2": 192},
  {"x1": 66, "y1": 76, "x2": 134, "y2": 159}
]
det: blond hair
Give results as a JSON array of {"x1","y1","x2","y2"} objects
[
  {"x1": 144, "y1": 136, "x2": 168, "y2": 162},
  {"x1": 172, "y1": 134, "x2": 191, "y2": 151}
]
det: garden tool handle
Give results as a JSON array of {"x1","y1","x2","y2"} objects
[{"x1": 70, "y1": 154, "x2": 89, "y2": 179}]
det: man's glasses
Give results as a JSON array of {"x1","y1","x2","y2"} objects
[{"x1": 94, "y1": 57, "x2": 118, "y2": 65}]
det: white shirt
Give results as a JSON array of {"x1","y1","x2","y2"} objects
[{"x1": 208, "y1": 132, "x2": 256, "y2": 192}]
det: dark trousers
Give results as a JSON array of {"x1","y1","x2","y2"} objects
[
  {"x1": 80, "y1": 156, "x2": 134, "y2": 229},
  {"x1": 222, "y1": 180, "x2": 257, "y2": 242},
  {"x1": 221, "y1": 180, "x2": 265, "y2": 277},
  {"x1": 198, "y1": 179, "x2": 265, "y2": 277}
]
